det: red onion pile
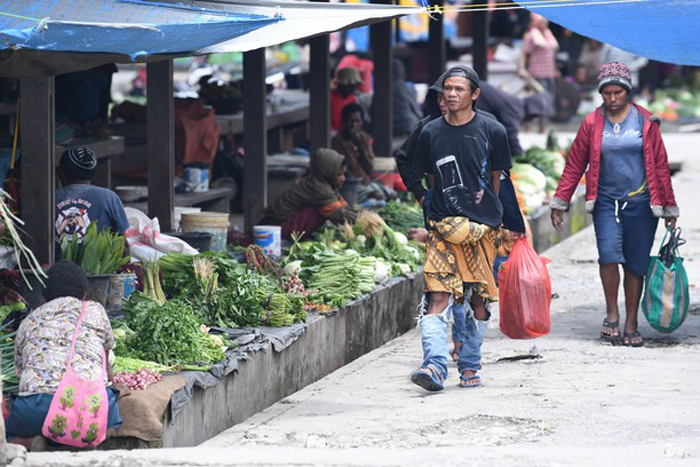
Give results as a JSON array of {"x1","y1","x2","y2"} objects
[{"x1": 113, "y1": 369, "x2": 163, "y2": 391}]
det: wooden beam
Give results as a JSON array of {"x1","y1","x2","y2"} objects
[
  {"x1": 147, "y1": 60, "x2": 175, "y2": 232},
  {"x1": 370, "y1": 0, "x2": 394, "y2": 157},
  {"x1": 20, "y1": 77, "x2": 55, "y2": 265},
  {"x1": 243, "y1": 48, "x2": 267, "y2": 235},
  {"x1": 309, "y1": 34, "x2": 330, "y2": 153},
  {"x1": 472, "y1": 9, "x2": 490, "y2": 81},
  {"x1": 428, "y1": 0, "x2": 446, "y2": 85}
]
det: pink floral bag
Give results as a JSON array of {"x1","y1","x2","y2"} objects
[{"x1": 41, "y1": 301, "x2": 109, "y2": 447}]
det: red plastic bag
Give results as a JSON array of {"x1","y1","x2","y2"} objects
[{"x1": 498, "y1": 238, "x2": 552, "y2": 339}]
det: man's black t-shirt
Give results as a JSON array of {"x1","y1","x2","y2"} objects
[{"x1": 414, "y1": 111, "x2": 512, "y2": 228}]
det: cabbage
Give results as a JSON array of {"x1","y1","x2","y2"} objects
[
  {"x1": 374, "y1": 260, "x2": 389, "y2": 284},
  {"x1": 282, "y1": 260, "x2": 302, "y2": 276},
  {"x1": 393, "y1": 232, "x2": 408, "y2": 246},
  {"x1": 404, "y1": 245, "x2": 421, "y2": 262},
  {"x1": 511, "y1": 162, "x2": 547, "y2": 192}
]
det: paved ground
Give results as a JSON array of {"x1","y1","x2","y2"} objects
[{"x1": 25, "y1": 134, "x2": 700, "y2": 466}]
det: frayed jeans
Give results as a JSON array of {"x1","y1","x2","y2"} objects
[
  {"x1": 451, "y1": 300, "x2": 489, "y2": 374},
  {"x1": 419, "y1": 295, "x2": 451, "y2": 381},
  {"x1": 419, "y1": 293, "x2": 488, "y2": 380}
]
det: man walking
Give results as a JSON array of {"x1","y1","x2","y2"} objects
[{"x1": 411, "y1": 66, "x2": 512, "y2": 390}]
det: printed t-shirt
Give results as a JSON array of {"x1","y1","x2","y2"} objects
[
  {"x1": 414, "y1": 111, "x2": 512, "y2": 228},
  {"x1": 55, "y1": 184, "x2": 129, "y2": 244}
]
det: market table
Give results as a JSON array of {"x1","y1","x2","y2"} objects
[
  {"x1": 124, "y1": 187, "x2": 233, "y2": 215},
  {"x1": 101, "y1": 272, "x2": 424, "y2": 449},
  {"x1": 216, "y1": 89, "x2": 309, "y2": 153},
  {"x1": 55, "y1": 135, "x2": 125, "y2": 189}
]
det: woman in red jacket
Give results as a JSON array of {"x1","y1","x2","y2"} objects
[{"x1": 550, "y1": 62, "x2": 678, "y2": 347}]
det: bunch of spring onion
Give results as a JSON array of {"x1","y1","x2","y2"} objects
[
  {"x1": 193, "y1": 256, "x2": 218, "y2": 299},
  {"x1": 0, "y1": 189, "x2": 46, "y2": 289},
  {"x1": 305, "y1": 250, "x2": 364, "y2": 303},
  {"x1": 259, "y1": 292, "x2": 306, "y2": 327},
  {"x1": 112, "y1": 356, "x2": 172, "y2": 374},
  {"x1": 357, "y1": 256, "x2": 377, "y2": 294},
  {"x1": 141, "y1": 260, "x2": 166, "y2": 304}
]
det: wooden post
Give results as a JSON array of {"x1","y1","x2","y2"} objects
[
  {"x1": 147, "y1": 60, "x2": 174, "y2": 232},
  {"x1": 243, "y1": 48, "x2": 267, "y2": 235},
  {"x1": 20, "y1": 77, "x2": 55, "y2": 265},
  {"x1": 309, "y1": 34, "x2": 330, "y2": 153},
  {"x1": 428, "y1": 0, "x2": 446, "y2": 85},
  {"x1": 370, "y1": 0, "x2": 394, "y2": 157},
  {"x1": 473, "y1": 9, "x2": 490, "y2": 81},
  {"x1": 309, "y1": 0, "x2": 330, "y2": 153}
]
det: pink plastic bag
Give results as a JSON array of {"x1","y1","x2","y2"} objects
[
  {"x1": 42, "y1": 302, "x2": 109, "y2": 447},
  {"x1": 498, "y1": 238, "x2": 552, "y2": 339}
]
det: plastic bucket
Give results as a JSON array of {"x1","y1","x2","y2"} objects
[
  {"x1": 181, "y1": 212, "x2": 229, "y2": 252},
  {"x1": 184, "y1": 167, "x2": 210, "y2": 192},
  {"x1": 168, "y1": 231, "x2": 213, "y2": 252},
  {"x1": 106, "y1": 273, "x2": 137, "y2": 311},
  {"x1": 253, "y1": 225, "x2": 282, "y2": 257},
  {"x1": 86, "y1": 275, "x2": 111, "y2": 306}
]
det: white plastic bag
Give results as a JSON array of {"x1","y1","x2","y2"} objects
[{"x1": 124, "y1": 208, "x2": 198, "y2": 262}]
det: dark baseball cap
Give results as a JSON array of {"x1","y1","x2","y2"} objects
[{"x1": 442, "y1": 65, "x2": 480, "y2": 90}]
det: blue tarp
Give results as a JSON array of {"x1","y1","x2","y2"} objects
[
  {"x1": 0, "y1": 0, "x2": 281, "y2": 59},
  {"x1": 523, "y1": 0, "x2": 700, "y2": 66}
]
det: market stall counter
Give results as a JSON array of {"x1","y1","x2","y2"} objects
[
  {"x1": 529, "y1": 186, "x2": 591, "y2": 253},
  {"x1": 104, "y1": 272, "x2": 423, "y2": 449}
]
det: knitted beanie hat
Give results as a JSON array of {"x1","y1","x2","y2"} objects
[
  {"x1": 59, "y1": 147, "x2": 98, "y2": 180},
  {"x1": 597, "y1": 62, "x2": 632, "y2": 93}
]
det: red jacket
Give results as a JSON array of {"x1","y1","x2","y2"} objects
[{"x1": 550, "y1": 104, "x2": 679, "y2": 218}]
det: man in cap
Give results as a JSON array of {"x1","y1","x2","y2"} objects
[
  {"x1": 331, "y1": 66, "x2": 363, "y2": 132},
  {"x1": 410, "y1": 65, "x2": 512, "y2": 391},
  {"x1": 55, "y1": 147, "x2": 129, "y2": 248}
]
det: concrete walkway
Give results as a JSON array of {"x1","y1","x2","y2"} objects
[{"x1": 25, "y1": 134, "x2": 700, "y2": 466}]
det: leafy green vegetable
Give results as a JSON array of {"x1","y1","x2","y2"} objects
[
  {"x1": 379, "y1": 201, "x2": 424, "y2": 234},
  {"x1": 515, "y1": 147, "x2": 565, "y2": 182},
  {"x1": 0, "y1": 301, "x2": 25, "y2": 324},
  {"x1": 61, "y1": 222, "x2": 130, "y2": 275},
  {"x1": 159, "y1": 251, "x2": 279, "y2": 328},
  {"x1": 119, "y1": 294, "x2": 225, "y2": 365},
  {"x1": 0, "y1": 323, "x2": 17, "y2": 395}
]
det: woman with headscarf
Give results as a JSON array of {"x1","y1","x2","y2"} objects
[
  {"x1": 261, "y1": 148, "x2": 356, "y2": 239},
  {"x1": 550, "y1": 62, "x2": 679, "y2": 347}
]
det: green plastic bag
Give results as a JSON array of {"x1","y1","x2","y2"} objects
[{"x1": 642, "y1": 227, "x2": 689, "y2": 333}]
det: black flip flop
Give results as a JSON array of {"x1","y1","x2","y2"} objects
[
  {"x1": 623, "y1": 331, "x2": 644, "y2": 347},
  {"x1": 600, "y1": 319, "x2": 620, "y2": 341}
]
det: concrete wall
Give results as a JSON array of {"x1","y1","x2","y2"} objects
[
  {"x1": 159, "y1": 273, "x2": 424, "y2": 447},
  {"x1": 529, "y1": 189, "x2": 592, "y2": 253}
]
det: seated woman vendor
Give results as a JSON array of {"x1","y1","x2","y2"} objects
[
  {"x1": 261, "y1": 148, "x2": 357, "y2": 239},
  {"x1": 6, "y1": 261, "x2": 122, "y2": 450}
]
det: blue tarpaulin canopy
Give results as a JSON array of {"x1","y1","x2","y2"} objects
[
  {"x1": 522, "y1": 0, "x2": 700, "y2": 66},
  {"x1": 0, "y1": 0, "x2": 421, "y2": 76},
  {"x1": 0, "y1": 0, "x2": 279, "y2": 58}
]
